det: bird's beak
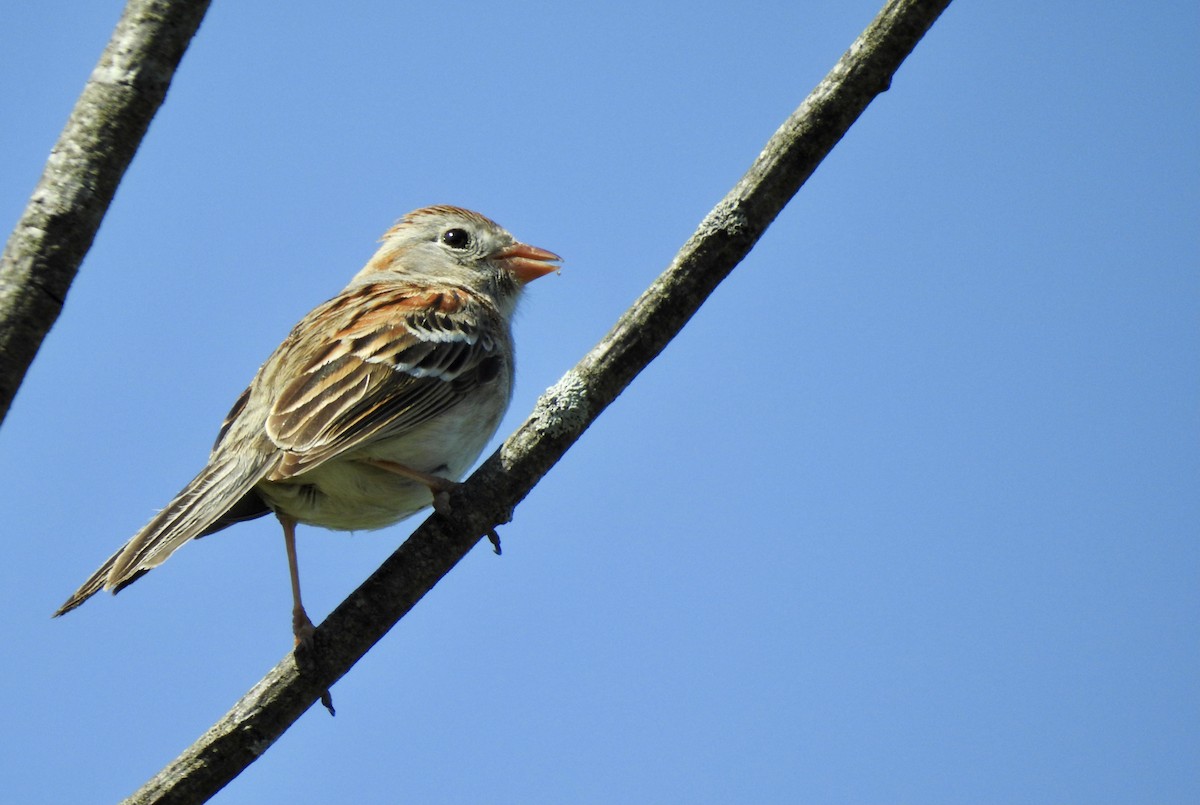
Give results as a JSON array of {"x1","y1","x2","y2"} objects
[{"x1": 493, "y1": 241, "x2": 562, "y2": 283}]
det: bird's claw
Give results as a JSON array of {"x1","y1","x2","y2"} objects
[
  {"x1": 292, "y1": 608, "x2": 335, "y2": 716},
  {"x1": 432, "y1": 488, "x2": 454, "y2": 515}
]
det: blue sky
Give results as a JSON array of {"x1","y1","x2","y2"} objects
[{"x1": 1, "y1": 2, "x2": 1197, "y2": 803}]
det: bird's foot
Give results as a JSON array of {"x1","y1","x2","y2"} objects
[
  {"x1": 430, "y1": 479, "x2": 464, "y2": 516},
  {"x1": 292, "y1": 607, "x2": 335, "y2": 716},
  {"x1": 292, "y1": 607, "x2": 317, "y2": 653}
]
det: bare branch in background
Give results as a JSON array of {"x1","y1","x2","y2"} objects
[{"x1": 0, "y1": 0, "x2": 211, "y2": 424}]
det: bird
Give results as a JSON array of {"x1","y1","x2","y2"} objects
[{"x1": 54, "y1": 205, "x2": 560, "y2": 647}]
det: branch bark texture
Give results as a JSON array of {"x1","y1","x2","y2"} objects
[
  {"x1": 0, "y1": 0, "x2": 210, "y2": 425},
  {"x1": 119, "y1": 0, "x2": 953, "y2": 802}
]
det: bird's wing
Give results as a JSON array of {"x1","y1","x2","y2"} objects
[{"x1": 262, "y1": 282, "x2": 507, "y2": 480}]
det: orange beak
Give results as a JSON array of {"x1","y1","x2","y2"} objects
[{"x1": 493, "y1": 242, "x2": 562, "y2": 283}]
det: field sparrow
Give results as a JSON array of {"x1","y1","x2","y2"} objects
[{"x1": 54, "y1": 205, "x2": 560, "y2": 645}]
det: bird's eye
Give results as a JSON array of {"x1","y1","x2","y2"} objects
[{"x1": 441, "y1": 228, "x2": 471, "y2": 249}]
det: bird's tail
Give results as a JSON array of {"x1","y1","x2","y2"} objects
[{"x1": 54, "y1": 454, "x2": 273, "y2": 617}]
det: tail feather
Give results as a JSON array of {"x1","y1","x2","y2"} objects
[
  {"x1": 54, "y1": 453, "x2": 274, "y2": 617},
  {"x1": 53, "y1": 547, "x2": 124, "y2": 617}
]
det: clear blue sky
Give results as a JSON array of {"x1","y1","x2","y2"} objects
[{"x1": 2, "y1": 2, "x2": 1197, "y2": 803}]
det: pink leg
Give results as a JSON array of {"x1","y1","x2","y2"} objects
[
  {"x1": 279, "y1": 513, "x2": 316, "y2": 647},
  {"x1": 360, "y1": 458, "x2": 460, "y2": 513},
  {"x1": 361, "y1": 459, "x2": 500, "y2": 554},
  {"x1": 278, "y1": 513, "x2": 336, "y2": 715}
]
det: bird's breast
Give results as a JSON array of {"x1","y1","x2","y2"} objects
[{"x1": 255, "y1": 382, "x2": 510, "y2": 532}]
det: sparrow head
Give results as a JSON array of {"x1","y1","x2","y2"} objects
[{"x1": 356, "y1": 205, "x2": 561, "y2": 314}]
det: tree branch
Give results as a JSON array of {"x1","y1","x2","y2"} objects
[
  {"x1": 0, "y1": 0, "x2": 211, "y2": 425},
  {"x1": 121, "y1": 0, "x2": 953, "y2": 802}
]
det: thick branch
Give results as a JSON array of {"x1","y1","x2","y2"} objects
[
  {"x1": 0, "y1": 0, "x2": 211, "y2": 425},
  {"x1": 121, "y1": 0, "x2": 953, "y2": 803}
]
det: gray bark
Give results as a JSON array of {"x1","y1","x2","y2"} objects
[{"x1": 0, "y1": 0, "x2": 211, "y2": 424}]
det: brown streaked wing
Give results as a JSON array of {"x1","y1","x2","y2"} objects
[{"x1": 263, "y1": 284, "x2": 503, "y2": 480}]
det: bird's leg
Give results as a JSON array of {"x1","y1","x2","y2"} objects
[
  {"x1": 360, "y1": 458, "x2": 461, "y2": 514},
  {"x1": 279, "y1": 513, "x2": 335, "y2": 715},
  {"x1": 278, "y1": 513, "x2": 316, "y2": 649},
  {"x1": 360, "y1": 459, "x2": 501, "y2": 554}
]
